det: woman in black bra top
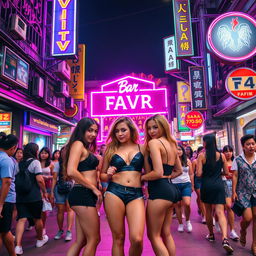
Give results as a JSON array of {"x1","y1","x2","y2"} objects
[
  {"x1": 142, "y1": 114, "x2": 182, "y2": 256},
  {"x1": 101, "y1": 117, "x2": 146, "y2": 256},
  {"x1": 63, "y1": 118, "x2": 102, "y2": 256}
]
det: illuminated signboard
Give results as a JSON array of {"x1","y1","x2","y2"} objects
[
  {"x1": 225, "y1": 67, "x2": 256, "y2": 101},
  {"x1": 177, "y1": 103, "x2": 190, "y2": 132},
  {"x1": 189, "y1": 66, "x2": 207, "y2": 110},
  {"x1": 177, "y1": 81, "x2": 191, "y2": 103},
  {"x1": 207, "y1": 12, "x2": 256, "y2": 62},
  {"x1": 163, "y1": 35, "x2": 180, "y2": 72},
  {"x1": 185, "y1": 110, "x2": 204, "y2": 130},
  {"x1": 0, "y1": 112, "x2": 12, "y2": 134},
  {"x1": 51, "y1": 0, "x2": 77, "y2": 57},
  {"x1": 90, "y1": 76, "x2": 168, "y2": 117},
  {"x1": 1, "y1": 47, "x2": 29, "y2": 89},
  {"x1": 172, "y1": 0, "x2": 194, "y2": 57}
]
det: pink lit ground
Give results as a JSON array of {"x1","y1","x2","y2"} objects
[{"x1": 0, "y1": 194, "x2": 253, "y2": 256}]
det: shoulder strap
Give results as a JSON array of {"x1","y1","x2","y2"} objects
[{"x1": 158, "y1": 139, "x2": 168, "y2": 162}]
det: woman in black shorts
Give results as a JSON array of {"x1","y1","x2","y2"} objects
[
  {"x1": 197, "y1": 134, "x2": 233, "y2": 253},
  {"x1": 64, "y1": 118, "x2": 102, "y2": 256},
  {"x1": 142, "y1": 114, "x2": 182, "y2": 256}
]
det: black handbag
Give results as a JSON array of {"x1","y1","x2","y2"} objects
[{"x1": 231, "y1": 200, "x2": 245, "y2": 217}]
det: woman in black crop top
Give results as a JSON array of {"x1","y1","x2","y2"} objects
[
  {"x1": 142, "y1": 114, "x2": 182, "y2": 256},
  {"x1": 101, "y1": 117, "x2": 146, "y2": 256},
  {"x1": 63, "y1": 118, "x2": 102, "y2": 256}
]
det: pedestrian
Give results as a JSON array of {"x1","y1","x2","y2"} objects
[
  {"x1": 197, "y1": 134, "x2": 233, "y2": 253},
  {"x1": 13, "y1": 148, "x2": 23, "y2": 163},
  {"x1": 50, "y1": 147, "x2": 74, "y2": 242},
  {"x1": 15, "y1": 142, "x2": 49, "y2": 255},
  {"x1": 0, "y1": 132, "x2": 19, "y2": 256},
  {"x1": 142, "y1": 114, "x2": 182, "y2": 256},
  {"x1": 101, "y1": 116, "x2": 146, "y2": 256},
  {"x1": 64, "y1": 118, "x2": 102, "y2": 256},
  {"x1": 185, "y1": 146, "x2": 193, "y2": 160},
  {"x1": 172, "y1": 144, "x2": 194, "y2": 233},
  {"x1": 52, "y1": 150, "x2": 60, "y2": 166},
  {"x1": 232, "y1": 134, "x2": 256, "y2": 255}
]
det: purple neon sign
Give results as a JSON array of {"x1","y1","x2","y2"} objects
[
  {"x1": 90, "y1": 76, "x2": 168, "y2": 117},
  {"x1": 51, "y1": 0, "x2": 77, "y2": 57}
]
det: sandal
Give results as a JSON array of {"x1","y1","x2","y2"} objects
[
  {"x1": 222, "y1": 238, "x2": 234, "y2": 253},
  {"x1": 240, "y1": 229, "x2": 246, "y2": 247}
]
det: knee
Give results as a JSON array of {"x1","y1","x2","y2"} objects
[
  {"x1": 130, "y1": 235, "x2": 143, "y2": 247},
  {"x1": 113, "y1": 233, "x2": 125, "y2": 245},
  {"x1": 184, "y1": 201, "x2": 191, "y2": 208}
]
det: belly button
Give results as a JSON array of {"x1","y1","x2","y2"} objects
[{"x1": 127, "y1": 180, "x2": 130, "y2": 183}]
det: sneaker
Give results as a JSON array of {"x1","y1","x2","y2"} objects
[
  {"x1": 206, "y1": 234, "x2": 215, "y2": 242},
  {"x1": 222, "y1": 238, "x2": 234, "y2": 253},
  {"x1": 201, "y1": 216, "x2": 206, "y2": 224},
  {"x1": 178, "y1": 224, "x2": 184, "y2": 232},
  {"x1": 42, "y1": 228, "x2": 46, "y2": 236},
  {"x1": 229, "y1": 230, "x2": 239, "y2": 241},
  {"x1": 54, "y1": 230, "x2": 64, "y2": 240},
  {"x1": 186, "y1": 221, "x2": 193, "y2": 233},
  {"x1": 215, "y1": 221, "x2": 221, "y2": 233},
  {"x1": 36, "y1": 235, "x2": 49, "y2": 248},
  {"x1": 172, "y1": 213, "x2": 177, "y2": 218},
  {"x1": 65, "y1": 231, "x2": 72, "y2": 241},
  {"x1": 15, "y1": 246, "x2": 23, "y2": 255}
]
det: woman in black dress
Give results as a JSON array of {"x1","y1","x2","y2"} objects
[{"x1": 197, "y1": 134, "x2": 234, "y2": 253}]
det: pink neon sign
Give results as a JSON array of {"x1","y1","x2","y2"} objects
[{"x1": 90, "y1": 76, "x2": 168, "y2": 117}]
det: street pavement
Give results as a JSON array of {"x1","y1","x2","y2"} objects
[{"x1": 0, "y1": 194, "x2": 253, "y2": 256}]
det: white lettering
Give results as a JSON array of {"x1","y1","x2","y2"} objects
[
  {"x1": 141, "y1": 95, "x2": 153, "y2": 109},
  {"x1": 106, "y1": 96, "x2": 115, "y2": 110},
  {"x1": 118, "y1": 80, "x2": 139, "y2": 93},
  {"x1": 114, "y1": 96, "x2": 127, "y2": 110},
  {"x1": 126, "y1": 95, "x2": 140, "y2": 109}
]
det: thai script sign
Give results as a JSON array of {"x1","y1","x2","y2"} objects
[
  {"x1": 207, "y1": 12, "x2": 256, "y2": 62},
  {"x1": 172, "y1": 0, "x2": 194, "y2": 57},
  {"x1": 90, "y1": 76, "x2": 168, "y2": 117},
  {"x1": 163, "y1": 35, "x2": 180, "y2": 72},
  {"x1": 185, "y1": 110, "x2": 204, "y2": 130},
  {"x1": 177, "y1": 103, "x2": 190, "y2": 132},
  {"x1": 177, "y1": 81, "x2": 191, "y2": 103},
  {"x1": 189, "y1": 66, "x2": 207, "y2": 110},
  {"x1": 67, "y1": 44, "x2": 85, "y2": 99},
  {"x1": 225, "y1": 67, "x2": 256, "y2": 101},
  {"x1": 51, "y1": 0, "x2": 77, "y2": 56},
  {"x1": 0, "y1": 112, "x2": 12, "y2": 134}
]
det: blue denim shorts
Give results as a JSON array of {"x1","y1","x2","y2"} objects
[
  {"x1": 105, "y1": 182, "x2": 143, "y2": 205},
  {"x1": 174, "y1": 182, "x2": 192, "y2": 197},
  {"x1": 223, "y1": 179, "x2": 232, "y2": 198},
  {"x1": 54, "y1": 186, "x2": 69, "y2": 204}
]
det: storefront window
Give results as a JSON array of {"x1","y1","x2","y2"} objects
[
  {"x1": 243, "y1": 119, "x2": 256, "y2": 136},
  {"x1": 23, "y1": 131, "x2": 49, "y2": 149}
]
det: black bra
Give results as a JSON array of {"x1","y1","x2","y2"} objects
[
  {"x1": 110, "y1": 145, "x2": 144, "y2": 173},
  {"x1": 148, "y1": 139, "x2": 174, "y2": 176},
  {"x1": 77, "y1": 153, "x2": 99, "y2": 172}
]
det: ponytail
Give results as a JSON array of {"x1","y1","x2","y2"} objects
[{"x1": 0, "y1": 132, "x2": 19, "y2": 150}]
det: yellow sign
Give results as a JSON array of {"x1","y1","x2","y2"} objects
[
  {"x1": 67, "y1": 44, "x2": 85, "y2": 100},
  {"x1": 177, "y1": 81, "x2": 191, "y2": 103}
]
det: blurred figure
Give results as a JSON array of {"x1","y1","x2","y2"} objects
[
  {"x1": 0, "y1": 133, "x2": 19, "y2": 256},
  {"x1": 52, "y1": 150, "x2": 60, "y2": 166},
  {"x1": 13, "y1": 148, "x2": 23, "y2": 163},
  {"x1": 232, "y1": 134, "x2": 256, "y2": 255},
  {"x1": 185, "y1": 146, "x2": 193, "y2": 160}
]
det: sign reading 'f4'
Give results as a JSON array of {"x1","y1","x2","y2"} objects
[{"x1": 51, "y1": 0, "x2": 77, "y2": 57}]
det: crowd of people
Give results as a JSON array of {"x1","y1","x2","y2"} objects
[{"x1": 0, "y1": 115, "x2": 255, "y2": 256}]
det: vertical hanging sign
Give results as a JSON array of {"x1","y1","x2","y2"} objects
[
  {"x1": 189, "y1": 66, "x2": 207, "y2": 110},
  {"x1": 51, "y1": 0, "x2": 77, "y2": 57},
  {"x1": 173, "y1": 0, "x2": 194, "y2": 57},
  {"x1": 163, "y1": 35, "x2": 180, "y2": 72}
]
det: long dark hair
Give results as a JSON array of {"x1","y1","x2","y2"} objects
[
  {"x1": 64, "y1": 118, "x2": 99, "y2": 176},
  {"x1": 178, "y1": 144, "x2": 188, "y2": 167},
  {"x1": 14, "y1": 148, "x2": 23, "y2": 161},
  {"x1": 0, "y1": 132, "x2": 19, "y2": 150},
  {"x1": 23, "y1": 143, "x2": 39, "y2": 161},
  {"x1": 39, "y1": 147, "x2": 51, "y2": 167},
  {"x1": 52, "y1": 150, "x2": 60, "y2": 160},
  {"x1": 222, "y1": 145, "x2": 234, "y2": 161},
  {"x1": 203, "y1": 134, "x2": 218, "y2": 168}
]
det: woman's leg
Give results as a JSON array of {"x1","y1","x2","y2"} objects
[
  {"x1": 56, "y1": 204, "x2": 65, "y2": 231},
  {"x1": 34, "y1": 218, "x2": 44, "y2": 240},
  {"x1": 146, "y1": 199, "x2": 172, "y2": 256},
  {"x1": 104, "y1": 193, "x2": 126, "y2": 256},
  {"x1": 15, "y1": 218, "x2": 27, "y2": 246},
  {"x1": 204, "y1": 203, "x2": 214, "y2": 235},
  {"x1": 126, "y1": 198, "x2": 145, "y2": 256},
  {"x1": 161, "y1": 206, "x2": 175, "y2": 256},
  {"x1": 240, "y1": 207, "x2": 252, "y2": 247},
  {"x1": 215, "y1": 204, "x2": 228, "y2": 240},
  {"x1": 225, "y1": 198, "x2": 235, "y2": 231},
  {"x1": 252, "y1": 206, "x2": 256, "y2": 252},
  {"x1": 175, "y1": 201, "x2": 183, "y2": 225},
  {"x1": 183, "y1": 196, "x2": 191, "y2": 221},
  {"x1": 66, "y1": 201, "x2": 75, "y2": 232}
]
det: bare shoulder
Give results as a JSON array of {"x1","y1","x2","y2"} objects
[
  {"x1": 198, "y1": 152, "x2": 205, "y2": 160},
  {"x1": 148, "y1": 139, "x2": 160, "y2": 148}
]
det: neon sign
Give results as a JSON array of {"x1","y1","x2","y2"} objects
[
  {"x1": 90, "y1": 76, "x2": 168, "y2": 117},
  {"x1": 207, "y1": 12, "x2": 256, "y2": 62},
  {"x1": 51, "y1": 0, "x2": 77, "y2": 56}
]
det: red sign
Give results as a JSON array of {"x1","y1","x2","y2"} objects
[
  {"x1": 64, "y1": 103, "x2": 78, "y2": 118},
  {"x1": 185, "y1": 111, "x2": 204, "y2": 130},
  {"x1": 225, "y1": 67, "x2": 256, "y2": 101}
]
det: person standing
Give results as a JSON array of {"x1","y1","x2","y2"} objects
[
  {"x1": 232, "y1": 134, "x2": 256, "y2": 255},
  {"x1": 197, "y1": 134, "x2": 233, "y2": 253},
  {"x1": 0, "y1": 133, "x2": 18, "y2": 256},
  {"x1": 142, "y1": 114, "x2": 182, "y2": 256},
  {"x1": 101, "y1": 117, "x2": 145, "y2": 256},
  {"x1": 64, "y1": 118, "x2": 102, "y2": 256}
]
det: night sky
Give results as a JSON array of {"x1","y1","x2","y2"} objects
[{"x1": 78, "y1": 0, "x2": 174, "y2": 81}]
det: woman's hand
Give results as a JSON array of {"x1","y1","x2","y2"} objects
[
  {"x1": 232, "y1": 192, "x2": 238, "y2": 202},
  {"x1": 107, "y1": 166, "x2": 116, "y2": 179},
  {"x1": 92, "y1": 188, "x2": 103, "y2": 205}
]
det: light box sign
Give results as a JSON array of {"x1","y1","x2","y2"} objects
[
  {"x1": 207, "y1": 12, "x2": 256, "y2": 62},
  {"x1": 173, "y1": 0, "x2": 194, "y2": 57},
  {"x1": 0, "y1": 112, "x2": 12, "y2": 134},
  {"x1": 177, "y1": 81, "x2": 191, "y2": 103},
  {"x1": 90, "y1": 76, "x2": 168, "y2": 117},
  {"x1": 51, "y1": 0, "x2": 77, "y2": 57},
  {"x1": 177, "y1": 103, "x2": 190, "y2": 132},
  {"x1": 163, "y1": 35, "x2": 180, "y2": 72}
]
